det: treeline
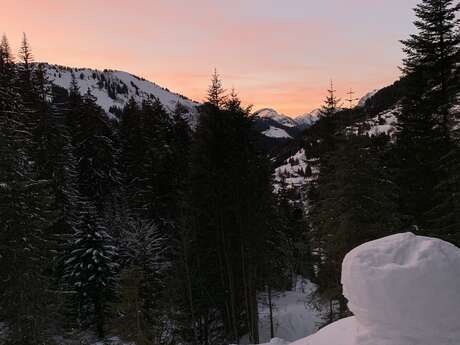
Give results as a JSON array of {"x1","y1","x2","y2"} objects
[
  {"x1": 307, "y1": 0, "x2": 460, "y2": 324},
  {"x1": 0, "y1": 36, "x2": 306, "y2": 345}
]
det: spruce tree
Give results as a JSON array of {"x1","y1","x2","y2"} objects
[
  {"x1": 0, "y1": 37, "x2": 56, "y2": 343},
  {"x1": 64, "y1": 202, "x2": 117, "y2": 338},
  {"x1": 311, "y1": 134, "x2": 401, "y2": 324},
  {"x1": 320, "y1": 80, "x2": 341, "y2": 118},
  {"x1": 396, "y1": 0, "x2": 460, "y2": 230},
  {"x1": 189, "y1": 84, "x2": 277, "y2": 344},
  {"x1": 112, "y1": 219, "x2": 167, "y2": 344},
  {"x1": 207, "y1": 68, "x2": 226, "y2": 108},
  {"x1": 73, "y1": 89, "x2": 118, "y2": 211}
]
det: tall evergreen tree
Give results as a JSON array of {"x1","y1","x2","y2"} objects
[
  {"x1": 396, "y1": 0, "x2": 460, "y2": 230},
  {"x1": 73, "y1": 89, "x2": 119, "y2": 211},
  {"x1": 0, "y1": 35, "x2": 57, "y2": 344},
  {"x1": 112, "y1": 219, "x2": 167, "y2": 345},
  {"x1": 320, "y1": 80, "x2": 341, "y2": 118},
  {"x1": 64, "y1": 202, "x2": 117, "y2": 338},
  {"x1": 188, "y1": 81, "x2": 277, "y2": 344},
  {"x1": 311, "y1": 134, "x2": 402, "y2": 324},
  {"x1": 207, "y1": 69, "x2": 226, "y2": 109}
]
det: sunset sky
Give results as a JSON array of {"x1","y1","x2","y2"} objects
[{"x1": 2, "y1": 0, "x2": 419, "y2": 116}]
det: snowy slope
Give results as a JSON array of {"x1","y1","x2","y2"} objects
[
  {"x1": 263, "y1": 126, "x2": 293, "y2": 139},
  {"x1": 346, "y1": 106, "x2": 399, "y2": 138},
  {"x1": 274, "y1": 149, "x2": 319, "y2": 194},
  {"x1": 44, "y1": 64, "x2": 200, "y2": 123}
]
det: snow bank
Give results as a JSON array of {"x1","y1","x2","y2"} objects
[
  {"x1": 289, "y1": 317, "x2": 355, "y2": 345},
  {"x1": 292, "y1": 233, "x2": 460, "y2": 345},
  {"x1": 342, "y1": 232, "x2": 460, "y2": 345}
]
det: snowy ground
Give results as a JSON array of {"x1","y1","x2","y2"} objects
[
  {"x1": 345, "y1": 107, "x2": 399, "y2": 138},
  {"x1": 241, "y1": 278, "x2": 322, "y2": 345}
]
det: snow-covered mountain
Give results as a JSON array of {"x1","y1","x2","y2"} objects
[
  {"x1": 254, "y1": 108, "x2": 298, "y2": 128},
  {"x1": 253, "y1": 108, "x2": 320, "y2": 141},
  {"x1": 253, "y1": 108, "x2": 301, "y2": 141},
  {"x1": 294, "y1": 109, "x2": 321, "y2": 129},
  {"x1": 44, "y1": 64, "x2": 200, "y2": 124}
]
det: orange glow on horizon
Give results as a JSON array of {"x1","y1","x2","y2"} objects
[{"x1": 1, "y1": 0, "x2": 415, "y2": 116}]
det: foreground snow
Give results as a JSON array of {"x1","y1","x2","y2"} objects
[
  {"x1": 289, "y1": 317, "x2": 355, "y2": 345},
  {"x1": 289, "y1": 233, "x2": 460, "y2": 345}
]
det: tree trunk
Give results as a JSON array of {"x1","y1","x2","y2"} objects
[{"x1": 268, "y1": 285, "x2": 274, "y2": 340}]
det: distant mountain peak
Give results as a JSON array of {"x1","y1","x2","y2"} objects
[
  {"x1": 253, "y1": 108, "x2": 298, "y2": 128},
  {"x1": 294, "y1": 109, "x2": 321, "y2": 129}
]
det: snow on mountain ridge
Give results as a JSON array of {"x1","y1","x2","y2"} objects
[
  {"x1": 294, "y1": 109, "x2": 321, "y2": 128},
  {"x1": 253, "y1": 108, "x2": 298, "y2": 128},
  {"x1": 357, "y1": 89, "x2": 379, "y2": 108},
  {"x1": 44, "y1": 63, "x2": 200, "y2": 124}
]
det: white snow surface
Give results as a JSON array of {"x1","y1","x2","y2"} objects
[
  {"x1": 243, "y1": 278, "x2": 323, "y2": 345},
  {"x1": 293, "y1": 233, "x2": 460, "y2": 345},
  {"x1": 263, "y1": 126, "x2": 293, "y2": 139},
  {"x1": 44, "y1": 64, "x2": 200, "y2": 124},
  {"x1": 289, "y1": 317, "x2": 356, "y2": 345},
  {"x1": 346, "y1": 107, "x2": 398, "y2": 137}
]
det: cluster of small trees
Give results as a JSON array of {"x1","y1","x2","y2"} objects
[
  {"x1": 0, "y1": 36, "x2": 306, "y2": 344},
  {"x1": 308, "y1": 0, "x2": 459, "y2": 324}
]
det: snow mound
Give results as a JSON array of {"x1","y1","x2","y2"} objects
[
  {"x1": 292, "y1": 233, "x2": 460, "y2": 345},
  {"x1": 342, "y1": 232, "x2": 460, "y2": 345}
]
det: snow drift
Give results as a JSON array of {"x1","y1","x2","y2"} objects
[{"x1": 292, "y1": 232, "x2": 460, "y2": 345}]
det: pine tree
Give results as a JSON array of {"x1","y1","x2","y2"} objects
[
  {"x1": 207, "y1": 68, "x2": 226, "y2": 108},
  {"x1": 189, "y1": 84, "x2": 278, "y2": 344},
  {"x1": 0, "y1": 34, "x2": 14, "y2": 77},
  {"x1": 0, "y1": 39, "x2": 56, "y2": 343},
  {"x1": 64, "y1": 202, "x2": 117, "y2": 338},
  {"x1": 401, "y1": 0, "x2": 460, "y2": 127},
  {"x1": 429, "y1": 130, "x2": 460, "y2": 246},
  {"x1": 137, "y1": 98, "x2": 175, "y2": 220},
  {"x1": 396, "y1": 0, "x2": 460, "y2": 230},
  {"x1": 112, "y1": 219, "x2": 167, "y2": 344},
  {"x1": 311, "y1": 134, "x2": 401, "y2": 324},
  {"x1": 320, "y1": 80, "x2": 341, "y2": 118},
  {"x1": 73, "y1": 89, "x2": 119, "y2": 211}
]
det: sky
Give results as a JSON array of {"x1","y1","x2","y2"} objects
[{"x1": 1, "y1": 0, "x2": 419, "y2": 116}]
